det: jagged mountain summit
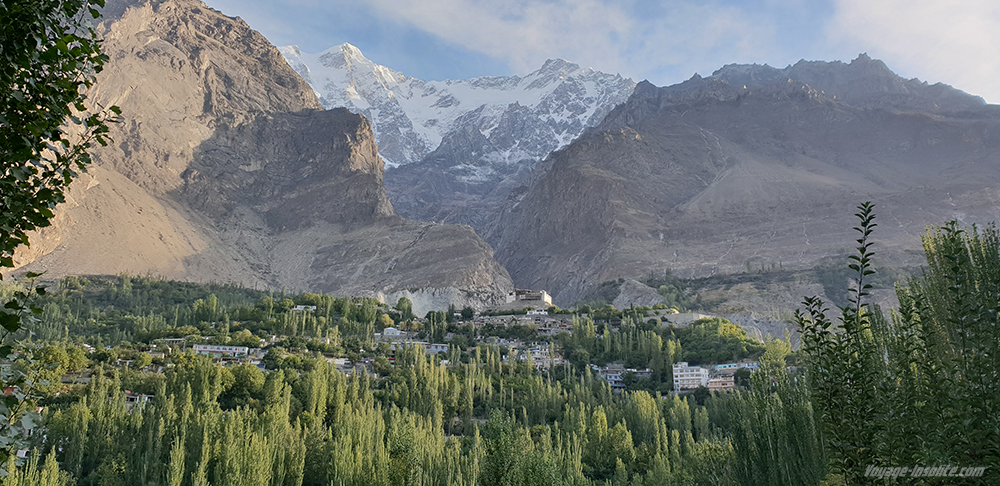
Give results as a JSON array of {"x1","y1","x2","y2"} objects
[
  {"x1": 280, "y1": 43, "x2": 636, "y2": 169},
  {"x1": 13, "y1": 0, "x2": 513, "y2": 314},
  {"x1": 710, "y1": 54, "x2": 986, "y2": 113},
  {"x1": 280, "y1": 44, "x2": 637, "y2": 231},
  {"x1": 489, "y1": 54, "x2": 1000, "y2": 304}
]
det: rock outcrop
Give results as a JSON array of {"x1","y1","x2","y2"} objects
[{"x1": 611, "y1": 279, "x2": 665, "y2": 310}]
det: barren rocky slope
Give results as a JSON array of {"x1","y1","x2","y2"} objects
[
  {"x1": 491, "y1": 55, "x2": 1000, "y2": 305},
  {"x1": 13, "y1": 0, "x2": 512, "y2": 313}
]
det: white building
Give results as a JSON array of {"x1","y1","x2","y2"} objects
[
  {"x1": 506, "y1": 289, "x2": 552, "y2": 306},
  {"x1": 326, "y1": 357, "x2": 351, "y2": 372},
  {"x1": 594, "y1": 364, "x2": 655, "y2": 393},
  {"x1": 389, "y1": 342, "x2": 449, "y2": 355},
  {"x1": 192, "y1": 344, "x2": 249, "y2": 357},
  {"x1": 424, "y1": 343, "x2": 449, "y2": 354},
  {"x1": 663, "y1": 313, "x2": 712, "y2": 327},
  {"x1": 595, "y1": 364, "x2": 626, "y2": 392},
  {"x1": 672, "y1": 361, "x2": 709, "y2": 390}
]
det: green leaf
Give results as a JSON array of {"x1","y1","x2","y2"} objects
[
  {"x1": 0, "y1": 313, "x2": 20, "y2": 333},
  {"x1": 20, "y1": 413, "x2": 37, "y2": 431}
]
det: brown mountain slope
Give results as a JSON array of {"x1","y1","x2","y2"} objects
[
  {"x1": 489, "y1": 58, "x2": 1000, "y2": 305},
  {"x1": 13, "y1": 0, "x2": 512, "y2": 313}
]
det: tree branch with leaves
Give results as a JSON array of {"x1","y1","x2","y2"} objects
[{"x1": 0, "y1": 0, "x2": 120, "y2": 468}]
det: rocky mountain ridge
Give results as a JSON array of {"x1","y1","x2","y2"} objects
[
  {"x1": 280, "y1": 44, "x2": 637, "y2": 230},
  {"x1": 710, "y1": 54, "x2": 986, "y2": 113},
  {"x1": 489, "y1": 54, "x2": 1000, "y2": 305},
  {"x1": 13, "y1": 0, "x2": 513, "y2": 315},
  {"x1": 280, "y1": 43, "x2": 636, "y2": 169}
]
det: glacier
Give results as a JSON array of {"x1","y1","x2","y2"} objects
[{"x1": 279, "y1": 43, "x2": 637, "y2": 169}]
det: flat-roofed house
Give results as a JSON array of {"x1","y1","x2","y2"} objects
[{"x1": 672, "y1": 361, "x2": 709, "y2": 390}]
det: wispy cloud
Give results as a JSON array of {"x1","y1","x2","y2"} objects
[
  {"x1": 829, "y1": 0, "x2": 1000, "y2": 102},
  {"x1": 206, "y1": 0, "x2": 996, "y2": 102},
  {"x1": 365, "y1": 0, "x2": 783, "y2": 83}
]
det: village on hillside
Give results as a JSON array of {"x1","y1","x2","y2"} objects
[{"x1": 45, "y1": 284, "x2": 768, "y2": 405}]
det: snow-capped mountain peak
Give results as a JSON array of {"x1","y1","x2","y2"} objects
[{"x1": 280, "y1": 43, "x2": 636, "y2": 169}]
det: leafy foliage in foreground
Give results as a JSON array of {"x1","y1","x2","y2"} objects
[
  {"x1": 1, "y1": 0, "x2": 121, "y2": 468},
  {"x1": 797, "y1": 204, "x2": 999, "y2": 485}
]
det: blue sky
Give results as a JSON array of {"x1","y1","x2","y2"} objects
[{"x1": 204, "y1": 0, "x2": 1000, "y2": 103}]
